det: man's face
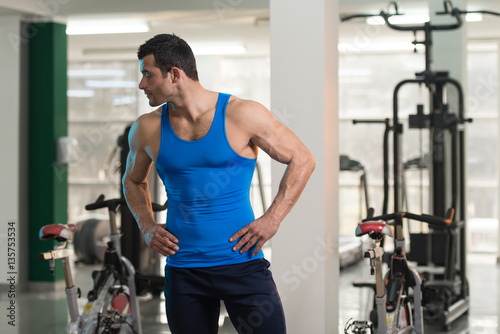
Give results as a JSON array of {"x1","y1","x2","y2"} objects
[{"x1": 138, "y1": 54, "x2": 170, "y2": 107}]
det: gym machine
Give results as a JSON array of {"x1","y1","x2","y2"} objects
[
  {"x1": 339, "y1": 154, "x2": 372, "y2": 268},
  {"x1": 341, "y1": 1, "x2": 500, "y2": 330},
  {"x1": 340, "y1": 154, "x2": 371, "y2": 220}
]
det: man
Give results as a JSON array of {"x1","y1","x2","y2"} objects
[{"x1": 123, "y1": 34, "x2": 315, "y2": 334}]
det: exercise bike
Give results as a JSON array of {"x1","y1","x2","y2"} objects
[
  {"x1": 39, "y1": 194, "x2": 167, "y2": 334},
  {"x1": 345, "y1": 209, "x2": 454, "y2": 334}
]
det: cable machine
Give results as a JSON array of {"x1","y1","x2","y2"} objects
[
  {"x1": 339, "y1": 154, "x2": 372, "y2": 268},
  {"x1": 341, "y1": 1, "x2": 500, "y2": 330}
]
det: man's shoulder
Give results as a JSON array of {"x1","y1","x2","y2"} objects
[
  {"x1": 137, "y1": 107, "x2": 162, "y2": 123},
  {"x1": 226, "y1": 96, "x2": 273, "y2": 129},
  {"x1": 226, "y1": 96, "x2": 268, "y2": 120},
  {"x1": 227, "y1": 95, "x2": 258, "y2": 108},
  {"x1": 131, "y1": 108, "x2": 162, "y2": 143},
  {"x1": 136, "y1": 108, "x2": 162, "y2": 130}
]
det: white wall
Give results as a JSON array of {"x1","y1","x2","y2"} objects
[{"x1": 270, "y1": 0, "x2": 339, "y2": 333}]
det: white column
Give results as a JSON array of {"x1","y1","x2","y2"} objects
[
  {"x1": 497, "y1": 41, "x2": 500, "y2": 262},
  {"x1": 270, "y1": 1, "x2": 339, "y2": 333},
  {"x1": 0, "y1": 15, "x2": 23, "y2": 290}
]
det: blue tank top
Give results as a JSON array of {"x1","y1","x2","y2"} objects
[{"x1": 155, "y1": 93, "x2": 263, "y2": 268}]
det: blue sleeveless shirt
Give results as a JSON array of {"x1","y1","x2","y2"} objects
[{"x1": 155, "y1": 93, "x2": 263, "y2": 268}]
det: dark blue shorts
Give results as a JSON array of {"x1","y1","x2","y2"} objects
[{"x1": 164, "y1": 259, "x2": 286, "y2": 334}]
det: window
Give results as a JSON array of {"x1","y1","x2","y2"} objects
[
  {"x1": 466, "y1": 48, "x2": 499, "y2": 252},
  {"x1": 67, "y1": 61, "x2": 140, "y2": 222},
  {"x1": 338, "y1": 45, "x2": 499, "y2": 252}
]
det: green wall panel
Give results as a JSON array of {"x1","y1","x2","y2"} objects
[{"x1": 28, "y1": 22, "x2": 68, "y2": 282}]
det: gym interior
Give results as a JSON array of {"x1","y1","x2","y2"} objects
[{"x1": 1, "y1": 0, "x2": 500, "y2": 333}]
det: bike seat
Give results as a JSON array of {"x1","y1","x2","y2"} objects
[
  {"x1": 355, "y1": 221, "x2": 393, "y2": 239},
  {"x1": 39, "y1": 224, "x2": 77, "y2": 242}
]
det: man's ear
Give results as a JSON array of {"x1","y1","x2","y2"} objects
[{"x1": 170, "y1": 67, "x2": 182, "y2": 83}]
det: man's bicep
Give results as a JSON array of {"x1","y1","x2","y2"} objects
[
  {"x1": 125, "y1": 150, "x2": 152, "y2": 184},
  {"x1": 124, "y1": 121, "x2": 153, "y2": 184},
  {"x1": 248, "y1": 107, "x2": 306, "y2": 164}
]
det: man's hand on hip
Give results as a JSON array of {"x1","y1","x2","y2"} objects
[
  {"x1": 229, "y1": 217, "x2": 279, "y2": 256},
  {"x1": 145, "y1": 224, "x2": 179, "y2": 257}
]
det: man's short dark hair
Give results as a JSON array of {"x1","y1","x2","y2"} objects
[{"x1": 138, "y1": 34, "x2": 199, "y2": 81}]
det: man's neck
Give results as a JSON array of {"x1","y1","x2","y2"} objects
[{"x1": 168, "y1": 83, "x2": 218, "y2": 121}]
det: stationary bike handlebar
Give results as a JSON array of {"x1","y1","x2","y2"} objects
[
  {"x1": 85, "y1": 194, "x2": 168, "y2": 213},
  {"x1": 362, "y1": 208, "x2": 455, "y2": 228}
]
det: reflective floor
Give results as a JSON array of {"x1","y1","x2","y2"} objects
[
  {"x1": 1, "y1": 253, "x2": 498, "y2": 333},
  {"x1": 340, "y1": 253, "x2": 499, "y2": 333}
]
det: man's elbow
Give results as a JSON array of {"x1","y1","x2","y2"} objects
[
  {"x1": 122, "y1": 173, "x2": 130, "y2": 188},
  {"x1": 122, "y1": 174, "x2": 131, "y2": 197},
  {"x1": 306, "y1": 152, "x2": 316, "y2": 174},
  {"x1": 122, "y1": 174, "x2": 141, "y2": 196},
  {"x1": 295, "y1": 149, "x2": 315, "y2": 175},
  {"x1": 309, "y1": 154, "x2": 316, "y2": 172},
  {"x1": 123, "y1": 174, "x2": 148, "y2": 192}
]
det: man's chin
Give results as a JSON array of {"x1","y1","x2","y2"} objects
[
  {"x1": 148, "y1": 98, "x2": 166, "y2": 107},
  {"x1": 148, "y1": 100, "x2": 161, "y2": 107}
]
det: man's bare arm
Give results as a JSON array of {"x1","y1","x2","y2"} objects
[
  {"x1": 122, "y1": 115, "x2": 179, "y2": 256},
  {"x1": 229, "y1": 100, "x2": 316, "y2": 255}
]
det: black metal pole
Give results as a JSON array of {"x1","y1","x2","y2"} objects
[{"x1": 393, "y1": 79, "x2": 426, "y2": 212}]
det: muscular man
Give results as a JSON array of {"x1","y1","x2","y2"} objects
[{"x1": 123, "y1": 34, "x2": 315, "y2": 334}]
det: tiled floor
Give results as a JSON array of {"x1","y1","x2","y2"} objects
[{"x1": 1, "y1": 253, "x2": 498, "y2": 333}]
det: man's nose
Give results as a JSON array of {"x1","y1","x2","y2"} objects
[{"x1": 138, "y1": 77, "x2": 145, "y2": 90}]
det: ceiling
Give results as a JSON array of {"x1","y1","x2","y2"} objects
[
  {"x1": 64, "y1": 8, "x2": 272, "y2": 60},
  {"x1": 1, "y1": 0, "x2": 499, "y2": 60}
]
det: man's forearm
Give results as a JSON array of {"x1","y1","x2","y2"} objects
[
  {"x1": 123, "y1": 176, "x2": 178, "y2": 255},
  {"x1": 265, "y1": 154, "x2": 315, "y2": 224},
  {"x1": 122, "y1": 177, "x2": 158, "y2": 239}
]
